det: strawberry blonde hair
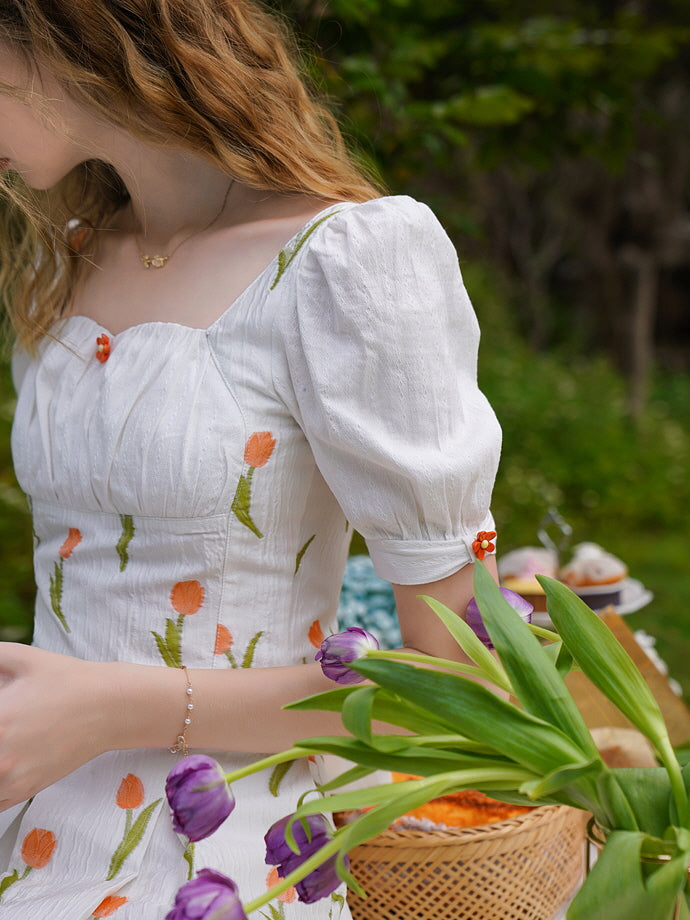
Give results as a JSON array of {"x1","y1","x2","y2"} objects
[{"x1": 0, "y1": 0, "x2": 381, "y2": 349}]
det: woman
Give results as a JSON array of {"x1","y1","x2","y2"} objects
[{"x1": 0, "y1": 1, "x2": 501, "y2": 916}]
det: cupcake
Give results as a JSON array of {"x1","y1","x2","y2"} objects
[{"x1": 559, "y1": 542, "x2": 627, "y2": 610}]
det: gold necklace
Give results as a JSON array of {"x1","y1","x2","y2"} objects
[{"x1": 136, "y1": 179, "x2": 234, "y2": 269}]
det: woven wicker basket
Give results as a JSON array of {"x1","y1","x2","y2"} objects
[{"x1": 344, "y1": 805, "x2": 589, "y2": 920}]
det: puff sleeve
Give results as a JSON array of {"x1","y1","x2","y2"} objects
[{"x1": 273, "y1": 196, "x2": 501, "y2": 585}]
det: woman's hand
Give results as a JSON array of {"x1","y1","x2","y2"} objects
[{"x1": 0, "y1": 643, "x2": 114, "y2": 811}]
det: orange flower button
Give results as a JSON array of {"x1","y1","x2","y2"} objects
[
  {"x1": 472, "y1": 530, "x2": 497, "y2": 560},
  {"x1": 96, "y1": 333, "x2": 111, "y2": 363}
]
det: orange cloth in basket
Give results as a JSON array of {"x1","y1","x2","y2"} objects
[{"x1": 391, "y1": 772, "x2": 534, "y2": 828}]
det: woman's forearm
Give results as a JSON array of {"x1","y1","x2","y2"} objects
[{"x1": 108, "y1": 658, "x2": 346, "y2": 755}]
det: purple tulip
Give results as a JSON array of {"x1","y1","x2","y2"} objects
[
  {"x1": 265, "y1": 813, "x2": 347, "y2": 904},
  {"x1": 465, "y1": 588, "x2": 534, "y2": 649},
  {"x1": 166, "y1": 754, "x2": 235, "y2": 842},
  {"x1": 166, "y1": 868, "x2": 246, "y2": 920},
  {"x1": 315, "y1": 627, "x2": 380, "y2": 684}
]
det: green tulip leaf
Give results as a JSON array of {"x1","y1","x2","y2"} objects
[
  {"x1": 567, "y1": 830, "x2": 689, "y2": 920},
  {"x1": 519, "y1": 758, "x2": 602, "y2": 801},
  {"x1": 613, "y1": 768, "x2": 674, "y2": 839},
  {"x1": 474, "y1": 562, "x2": 600, "y2": 760},
  {"x1": 539, "y1": 574, "x2": 688, "y2": 823},
  {"x1": 418, "y1": 594, "x2": 512, "y2": 691},
  {"x1": 341, "y1": 686, "x2": 377, "y2": 746},
  {"x1": 349, "y1": 658, "x2": 592, "y2": 784}
]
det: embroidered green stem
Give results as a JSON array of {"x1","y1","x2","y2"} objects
[
  {"x1": 223, "y1": 630, "x2": 264, "y2": 669},
  {"x1": 106, "y1": 798, "x2": 162, "y2": 880},
  {"x1": 295, "y1": 535, "x2": 316, "y2": 574},
  {"x1": 0, "y1": 866, "x2": 30, "y2": 902},
  {"x1": 116, "y1": 514, "x2": 135, "y2": 572},
  {"x1": 270, "y1": 211, "x2": 342, "y2": 290},
  {"x1": 269, "y1": 759, "x2": 297, "y2": 797},
  {"x1": 152, "y1": 614, "x2": 185, "y2": 668},
  {"x1": 49, "y1": 558, "x2": 70, "y2": 633},
  {"x1": 183, "y1": 841, "x2": 195, "y2": 881},
  {"x1": 329, "y1": 892, "x2": 346, "y2": 920},
  {"x1": 242, "y1": 630, "x2": 264, "y2": 668},
  {"x1": 232, "y1": 467, "x2": 263, "y2": 538}
]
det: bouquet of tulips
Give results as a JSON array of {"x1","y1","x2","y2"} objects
[{"x1": 165, "y1": 564, "x2": 690, "y2": 920}]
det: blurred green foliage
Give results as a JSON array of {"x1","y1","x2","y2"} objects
[
  {"x1": 282, "y1": 0, "x2": 688, "y2": 185},
  {"x1": 465, "y1": 261, "x2": 690, "y2": 545}
]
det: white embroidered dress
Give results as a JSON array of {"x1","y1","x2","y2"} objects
[{"x1": 0, "y1": 196, "x2": 501, "y2": 919}]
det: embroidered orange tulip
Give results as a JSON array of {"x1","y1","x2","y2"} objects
[
  {"x1": 59, "y1": 528, "x2": 82, "y2": 560},
  {"x1": 308, "y1": 620, "x2": 324, "y2": 648},
  {"x1": 472, "y1": 530, "x2": 497, "y2": 560},
  {"x1": 170, "y1": 580, "x2": 205, "y2": 616},
  {"x1": 116, "y1": 773, "x2": 144, "y2": 810},
  {"x1": 214, "y1": 624, "x2": 233, "y2": 655},
  {"x1": 21, "y1": 828, "x2": 57, "y2": 869},
  {"x1": 93, "y1": 895, "x2": 128, "y2": 917},
  {"x1": 244, "y1": 432, "x2": 276, "y2": 468},
  {"x1": 267, "y1": 866, "x2": 297, "y2": 903}
]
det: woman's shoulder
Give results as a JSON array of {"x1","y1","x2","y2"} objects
[
  {"x1": 298, "y1": 194, "x2": 444, "y2": 245},
  {"x1": 273, "y1": 194, "x2": 454, "y2": 291}
]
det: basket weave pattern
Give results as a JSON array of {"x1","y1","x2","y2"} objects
[{"x1": 346, "y1": 805, "x2": 588, "y2": 920}]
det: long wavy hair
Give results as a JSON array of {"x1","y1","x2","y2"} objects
[{"x1": 0, "y1": 0, "x2": 382, "y2": 350}]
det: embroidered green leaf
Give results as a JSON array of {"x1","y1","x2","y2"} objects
[
  {"x1": 152, "y1": 630, "x2": 178, "y2": 668},
  {"x1": 49, "y1": 558, "x2": 70, "y2": 633},
  {"x1": 0, "y1": 867, "x2": 25, "y2": 902},
  {"x1": 260, "y1": 905, "x2": 285, "y2": 920},
  {"x1": 329, "y1": 892, "x2": 346, "y2": 919},
  {"x1": 295, "y1": 534, "x2": 316, "y2": 574},
  {"x1": 269, "y1": 759, "x2": 296, "y2": 797},
  {"x1": 164, "y1": 615, "x2": 184, "y2": 669},
  {"x1": 183, "y1": 841, "x2": 195, "y2": 881},
  {"x1": 242, "y1": 630, "x2": 264, "y2": 668},
  {"x1": 231, "y1": 469, "x2": 263, "y2": 539},
  {"x1": 106, "y1": 798, "x2": 162, "y2": 880},
  {"x1": 224, "y1": 648, "x2": 239, "y2": 669},
  {"x1": 270, "y1": 211, "x2": 342, "y2": 289},
  {"x1": 117, "y1": 514, "x2": 135, "y2": 572}
]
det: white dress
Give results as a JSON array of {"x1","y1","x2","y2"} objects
[{"x1": 0, "y1": 196, "x2": 501, "y2": 919}]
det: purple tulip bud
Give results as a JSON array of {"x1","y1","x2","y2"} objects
[
  {"x1": 166, "y1": 868, "x2": 247, "y2": 920},
  {"x1": 315, "y1": 627, "x2": 379, "y2": 684},
  {"x1": 265, "y1": 813, "x2": 347, "y2": 904},
  {"x1": 465, "y1": 588, "x2": 534, "y2": 649},
  {"x1": 166, "y1": 754, "x2": 234, "y2": 842}
]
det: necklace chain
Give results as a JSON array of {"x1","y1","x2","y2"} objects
[{"x1": 136, "y1": 179, "x2": 234, "y2": 269}]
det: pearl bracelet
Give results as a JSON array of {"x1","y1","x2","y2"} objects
[{"x1": 169, "y1": 666, "x2": 194, "y2": 756}]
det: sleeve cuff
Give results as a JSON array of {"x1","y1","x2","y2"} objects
[{"x1": 366, "y1": 522, "x2": 497, "y2": 585}]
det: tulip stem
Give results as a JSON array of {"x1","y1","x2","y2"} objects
[
  {"x1": 363, "y1": 649, "x2": 512, "y2": 692},
  {"x1": 243, "y1": 835, "x2": 343, "y2": 915},
  {"x1": 222, "y1": 747, "x2": 312, "y2": 786},
  {"x1": 656, "y1": 737, "x2": 689, "y2": 826}
]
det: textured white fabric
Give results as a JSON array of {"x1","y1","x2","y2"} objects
[{"x1": 2, "y1": 195, "x2": 501, "y2": 919}]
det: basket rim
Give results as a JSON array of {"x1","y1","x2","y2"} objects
[{"x1": 343, "y1": 803, "x2": 585, "y2": 846}]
